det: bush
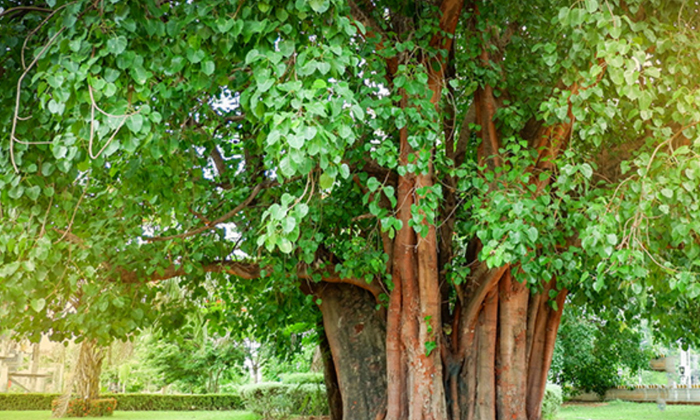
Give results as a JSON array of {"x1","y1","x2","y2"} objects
[
  {"x1": 280, "y1": 372, "x2": 324, "y2": 385},
  {"x1": 541, "y1": 383, "x2": 563, "y2": 420},
  {"x1": 239, "y1": 382, "x2": 328, "y2": 419},
  {"x1": 51, "y1": 398, "x2": 117, "y2": 417},
  {"x1": 0, "y1": 393, "x2": 243, "y2": 411}
]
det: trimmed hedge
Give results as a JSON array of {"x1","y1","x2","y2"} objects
[
  {"x1": 239, "y1": 382, "x2": 328, "y2": 419},
  {"x1": 280, "y1": 372, "x2": 324, "y2": 385},
  {"x1": 0, "y1": 393, "x2": 243, "y2": 411},
  {"x1": 103, "y1": 394, "x2": 243, "y2": 411},
  {"x1": 0, "y1": 393, "x2": 60, "y2": 410}
]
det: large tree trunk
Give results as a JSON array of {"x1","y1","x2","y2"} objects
[
  {"x1": 318, "y1": 283, "x2": 388, "y2": 420},
  {"x1": 317, "y1": 270, "x2": 566, "y2": 420}
]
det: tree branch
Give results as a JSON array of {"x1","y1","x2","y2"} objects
[
  {"x1": 298, "y1": 263, "x2": 385, "y2": 303},
  {"x1": 146, "y1": 179, "x2": 277, "y2": 242},
  {"x1": 0, "y1": 6, "x2": 53, "y2": 19},
  {"x1": 115, "y1": 260, "x2": 261, "y2": 283},
  {"x1": 347, "y1": 0, "x2": 388, "y2": 40},
  {"x1": 210, "y1": 147, "x2": 227, "y2": 179},
  {"x1": 458, "y1": 264, "x2": 507, "y2": 356}
]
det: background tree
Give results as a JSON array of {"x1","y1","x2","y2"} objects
[
  {"x1": 550, "y1": 304, "x2": 653, "y2": 397},
  {"x1": 143, "y1": 326, "x2": 247, "y2": 394},
  {"x1": 4, "y1": 1, "x2": 700, "y2": 420}
]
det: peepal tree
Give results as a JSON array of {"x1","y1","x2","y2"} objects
[{"x1": 3, "y1": 1, "x2": 700, "y2": 420}]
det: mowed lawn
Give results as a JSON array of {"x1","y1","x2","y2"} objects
[
  {"x1": 0, "y1": 411, "x2": 259, "y2": 420},
  {"x1": 559, "y1": 400, "x2": 700, "y2": 420}
]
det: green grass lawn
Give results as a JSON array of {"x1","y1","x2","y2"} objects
[
  {"x1": 0, "y1": 411, "x2": 259, "y2": 420},
  {"x1": 559, "y1": 400, "x2": 700, "y2": 420}
]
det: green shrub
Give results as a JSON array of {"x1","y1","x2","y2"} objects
[
  {"x1": 239, "y1": 382, "x2": 328, "y2": 419},
  {"x1": 0, "y1": 393, "x2": 243, "y2": 411},
  {"x1": 541, "y1": 383, "x2": 563, "y2": 420},
  {"x1": 51, "y1": 398, "x2": 117, "y2": 417},
  {"x1": 280, "y1": 372, "x2": 324, "y2": 385}
]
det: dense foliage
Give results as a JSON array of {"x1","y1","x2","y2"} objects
[{"x1": 1, "y1": 0, "x2": 700, "y2": 346}]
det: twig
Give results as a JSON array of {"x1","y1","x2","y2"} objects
[
  {"x1": 39, "y1": 193, "x2": 54, "y2": 237},
  {"x1": 21, "y1": 2, "x2": 76, "y2": 69},
  {"x1": 56, "y1": 178, "x2": 89, "y2": 245},
  {"x1": 0, "y1": 6, "x2": 53, "y2": 19},
  {"x1": 87, "y1": 84, "x2": 138, "y2": 159}
]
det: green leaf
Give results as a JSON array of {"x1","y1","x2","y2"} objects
[
  {"x1": 282, "y1": 216, "x2": 297, "y2": 234},
  {"x1": 425, "y1": 340, "x2": 437, "y2": 357},
  {"x1": 351, "y1": 104, "x2": 365, "y2": 121},
  {"x1": 303, "y1": 126, "x2": 318, "y2": 140},
  {"x1": 31, "y1": 298, "x2": 46, "y2": 312},
  {"x1": 584, "y1": 0, "x2": 598, "y2": 13},
  {"x1": 267, "y1": 130, "x2": 281, "y2": 146},
  {"x1": 202, "y1": 60, "x2": 216, "y2": 76},
  {"x1": 216, "y1": 17, "x2": 235, "y2": 33},
  {"x1": 127, "y1": 114, "x2": 144, "y2": 134},
  {"x1": 278, "y1": 237, "x2": 293, "y2": 253},
  {"x1": 53, "y1": 145, "x2": 68, "y2": 159},
  {"x1": 606, "y1": 234, "x2": 618, "y2": 246},
  {"x1": 25, "y1": 186, "x2": 41, "y2": 201},
  {"x1": 339, "y1": 163, "x2": 350, "y2": 179},
  {"x1": 269, "y1": 204, "x2": 286, "y2": 220},
  {"x1": 296, "y1": 203, "x2": 309, "y2": 218},
  {"x1": 245, "y1": 49, "x2": 260, "y2": 64},
  {"x1": 279, "y1": 156, "x2": 295, "y2": 177},
  {"x1": 308, "y1": 0, "x2": 330, "y2": 13},
  {"x1": 107, "y1": 36, "x2": 128, "y2": 55},
  {"x1": 48, "y1": 99, "x2": 65, "y2": 115},
  {"x1": 367, "y1": 177, "x2": 381, "y2": 192},
  {"x1": 316, "y1": 61, "x2": 331, "y2": 75},
  {"x1": 288, "y1": 134, "x2": 304, "y2": 149},
  {"x1": 526, "y1": 226, "x2": 539, "y2": 242},
  {"x1": 580, "y1": 163, "x2": 593, "y2": 179},
  {"x1": 320, "y1": 172, "x2": 335, "y2": 189}
]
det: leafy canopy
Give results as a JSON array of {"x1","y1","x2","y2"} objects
[{"x1": 2, "y1": 0, "x2": 700, "y2": 347}]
